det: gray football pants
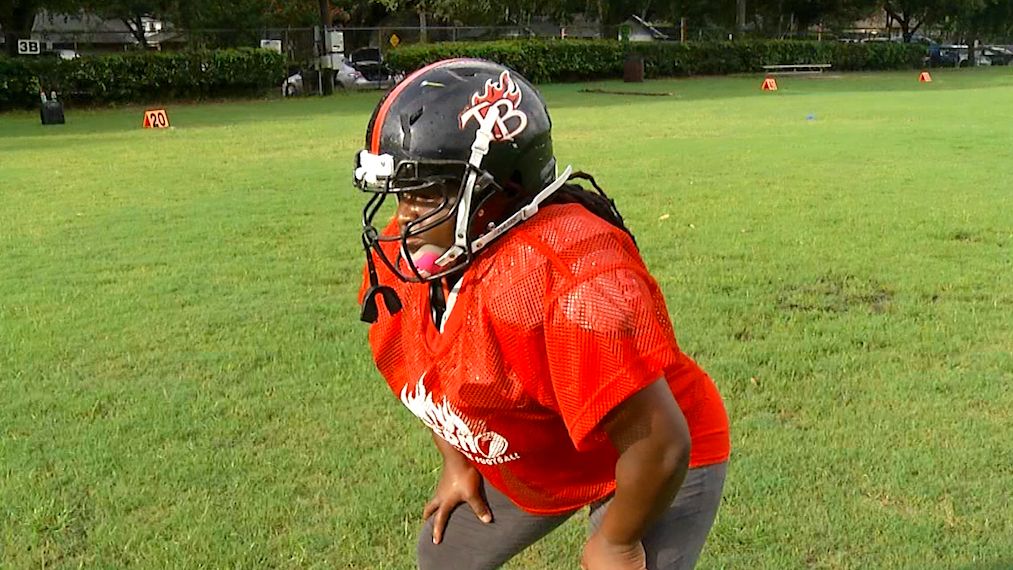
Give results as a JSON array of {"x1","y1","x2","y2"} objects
[{"x1": 417, "y1": 461, "x2": 727, "y2": 570}]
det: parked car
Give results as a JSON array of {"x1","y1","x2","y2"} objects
[
  {"x1": 342, "y1": 47, "x2": 403, "y2": 89},
  {"x1": 334, "y1": 56, "x2": 401, "y2": 90},
  {"x1": 928, "y1": 44, "x2": 961, "y2": 67},
  {"x1": 930, "y1": 44, "x2": 1000, "y2": 67},
  {"x1": 983, "y1": 45, "x2": 1013, "y2": 66},
  {"x1": 54, "y1": 49, "x2": 80, "y2": 60},
  {"x1": 282, "y1": 71, "x2": 304, "y2": 97},
  {"x1": 958, "y1": 45, "x2": 992, "y2": 66},
  {"x1": 281, "y1": 49, "x2": 404, "y2": 96}
]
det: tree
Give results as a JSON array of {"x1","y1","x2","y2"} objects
[
  {"x1": 81, "y1": 0, "x2": 180, "y2": 48},
  {"x1": 945, "y1": 0, "x2": 1013, "y2": 64},
  {"x1": 180, "y1": 0, "x2": 368, "y2": 31},
  {"x1": 882, "y1": 0, "x2": 947, "y2": 41},
  {"x1": 767, "y1": 0, "x2": 880, "y2": 36},
  {"x1": 371, "y1": 0, "x2": 487, "y2": 41},
  {"x1": 268, "y1": 0, "x2": 324, "y2": 27}
]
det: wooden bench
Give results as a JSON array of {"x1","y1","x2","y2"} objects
[{"x1": 762, "y1": 63, "x2": 832, "y2": 75}]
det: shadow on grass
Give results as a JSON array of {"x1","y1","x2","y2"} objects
[{"x1": 543, "y1": 67, "x2": 1013, "y2": 110}]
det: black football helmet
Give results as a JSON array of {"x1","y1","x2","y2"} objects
[{"x1": 355, "y1": 58, "x2": 572, "y2": 323}]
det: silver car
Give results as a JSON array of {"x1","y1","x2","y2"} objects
[
  {"x1": 281, "y1": 51, "x2": 403, "y2": 96},
  {"x1": 334, "y1": 57, "x2": 401, "y2": 90}
]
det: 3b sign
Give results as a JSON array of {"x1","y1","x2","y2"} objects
[
  {"x1": 142, "y1": 109, "x2": 170, "y2": 128},
  {"x1": 17, "y1": 40, "x2": 41, "y2": 55}
]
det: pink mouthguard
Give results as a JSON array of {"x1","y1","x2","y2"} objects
[{"x1": 410, "y1": 244, "x2": 445, "y2": 276}]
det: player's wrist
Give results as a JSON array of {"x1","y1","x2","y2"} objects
[
  {"x1": 432, "y1": 437, "x2": 473, "y2": 470},
  {"x1": 596, "y1": 515, "x2": 642, "y2": 548}
]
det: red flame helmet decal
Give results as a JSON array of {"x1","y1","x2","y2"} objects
[
  {"x1": 459, "y1": 70, "x2": 528, "y2": 142},
  {"x1": 471, "y1": 70, "x2": 522, "y2": 107}
]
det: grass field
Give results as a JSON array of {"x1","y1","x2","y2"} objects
[{"x1": 1, "y1": 68, "x2": 1011, "y2": 569}]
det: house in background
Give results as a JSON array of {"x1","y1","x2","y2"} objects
[
  {"x1": 621, "y1": 15, "x2": 670, "y2": 41},
  {"x1": 15, "y1": 10, "x2": 183, "y2": 56}
]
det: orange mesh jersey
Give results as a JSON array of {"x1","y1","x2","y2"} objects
[{"x1": 361, "y1": 203, "x2": 730, "y2": 515}]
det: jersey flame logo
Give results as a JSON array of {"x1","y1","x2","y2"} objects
[
  {"x1": 459, "y1": 70, "x2": 528, "y2": 142},
  {"x1": 400, "y1": 373, "x2": 520, "y2": 465}
]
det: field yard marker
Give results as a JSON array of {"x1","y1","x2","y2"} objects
[
  {"x1": 143, "y1": 109, "x2": 170, "y2": 128},
  {"x1": 919, "y1": 71, "x2": 933, "y2": 83},
  {"x1": 761, "y1": 76, "x2": 778, "y2": 91}
]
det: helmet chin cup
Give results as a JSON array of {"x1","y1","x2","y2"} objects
[{"x1": 360, "y1": 283, "x2": 403, "y2": 323}]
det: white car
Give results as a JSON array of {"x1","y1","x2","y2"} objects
[{"x1": 282, "y1": 72, "x2": 304, "y2": 97}]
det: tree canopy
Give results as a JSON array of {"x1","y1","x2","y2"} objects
[{"x1": 4, "y1": 0, "x2": 1013, "y2": 50}]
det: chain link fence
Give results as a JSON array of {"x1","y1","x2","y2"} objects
[{"x1": 8, "y1": 22, "x2": 1011, "y2": 97}]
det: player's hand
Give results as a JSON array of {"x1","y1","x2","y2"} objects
[
  {"x1": 580, "y1": 531, "x2": 647, "y2": 570},
  {"x1": 422, "y1": 460, "x2": 492, "y2": 544}
]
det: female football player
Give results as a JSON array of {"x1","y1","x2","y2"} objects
[{"x1": 355, "y1": 58, "x2": 730, "y2": 570}]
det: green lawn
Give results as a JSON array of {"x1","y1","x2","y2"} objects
[{"x1": 1, "y1": 68, "x2": 1011, "y2": 569}]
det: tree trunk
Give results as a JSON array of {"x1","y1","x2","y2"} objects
[
  {"x1": 2, "y1": 2, "x2": 39, "y2": 57},
  {"x1": 737, "y1": 0, "x2": 747, "y2": 33},
  {"x1": 903, "y1": 19, "x2": 922, "y2": 43},
  {"x1": 123, "y1": 15, "x2": 150, "y2": 49},
  {"x1": 898, "y1": 18, "x2": 910, "y2": 42},
  {"x1": 885, "y1": 6, "x2": 912, "y2": 43},
  {"x1": 3, "y1": 30, "x2": 18, "y2": 57},
  {"x1": 597, "y1": 0, "x2": 608, "y2": 40},
  {"x1": 777, "y1": 5, "x2": 784, "y2": 37},
  {"x1": 418, "y1": 8, "x2": 427, "y2": 43},
  {"x1": 639, "y1": 0, "x2": 653, "y2": 21}
]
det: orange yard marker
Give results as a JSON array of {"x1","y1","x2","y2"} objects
[
  {"x1": 143, "y1": 109, "x2": 170, "y2": 128},
  {"x1": 761, "y1": 76, "x2": 778, "y2": 91},
  {"x1": 918, "y1": 71, "x2": 933, "y2": 83}
]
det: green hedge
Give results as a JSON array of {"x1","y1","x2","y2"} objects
[
  {"x1": 0, "y1": 48, "x2": 286, "y2": 110},
  {"x1": 385, "y1": 39, "x2": 927, "y2": 83}
]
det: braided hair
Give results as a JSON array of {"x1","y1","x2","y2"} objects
[{"x1": 547, "y1": 172, "x2": 638, "y2": 247}]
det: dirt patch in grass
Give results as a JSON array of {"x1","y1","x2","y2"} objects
[{"x1": 777, "y1": 273, "x2": 894, "y2": 314}]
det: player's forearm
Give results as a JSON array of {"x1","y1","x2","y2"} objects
[
  {"x1": 597, "y1": 379, "x2": 692, "y2": 545},
  {"x1": 598, "y1": 433, "x2": 689, "y2": 545}
]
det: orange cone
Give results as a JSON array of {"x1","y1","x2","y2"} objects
[
  {"x1": 761, "y1": 76, "x2": 778, "y2": 91},
  {"x1": 919, "y1": 71, "x2": 933, "y2": 83}
]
